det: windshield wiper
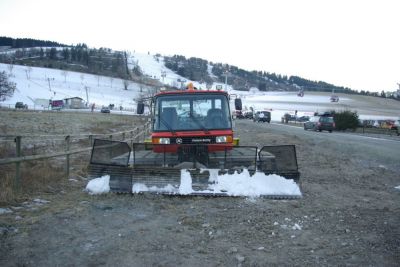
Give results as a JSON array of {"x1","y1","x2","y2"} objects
[
  {"x1": 190, "y1": 113, "x2": 209, "y2": 134},
  {"x1": 159, "y1": 116, "x2": 176, "y2": 135}
]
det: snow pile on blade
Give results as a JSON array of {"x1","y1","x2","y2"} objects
[
  {"x1": 204, "y1": 169, "x2": 301, "y2": 197},
  {"x1": 85, "y1": 175, "x2": 110, "y2": 195},
  {"x1": 86, "y1": 169, "x2": 301, "y2": 197}
]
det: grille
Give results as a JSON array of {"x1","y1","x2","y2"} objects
[{"x1": 171, "y1": 136, "x2": 216, "y2": 144}]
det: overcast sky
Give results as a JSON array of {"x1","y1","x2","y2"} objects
[{"x1": 0, "y1": 0, "x2": 398, "y2": 92}]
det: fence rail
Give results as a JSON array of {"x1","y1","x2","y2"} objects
[
  {"x1": 0, "y1": 103, "x2": 137, "y2": 113},
  {"x1": 282, "y1": 121, "x2": 399, "y2": 136},
  {"x1": 0, "y1": 122, "x2": 151, "y2": 191}
]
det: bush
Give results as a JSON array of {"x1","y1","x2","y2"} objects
[
  {"x1": 0, "y1": 71, "x2": 16, "y2": 101},
  {"x1": 334, "y1": 110, "x2": 359, "y2": 131}
]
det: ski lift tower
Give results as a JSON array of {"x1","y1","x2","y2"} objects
[
  {"x1": 224, "y1": 70, "x2": 230, "y2": 91},
  {"x1": 161, "y1": 70, "x2": 166, "y2": 83}
]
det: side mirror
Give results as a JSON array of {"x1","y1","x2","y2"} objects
[
  {"x1": 137, "y1": 102, "x2": 144, "y2": 114},
  {"x1": 234, "y1": 98, "x2": 242, "y2": 110}
]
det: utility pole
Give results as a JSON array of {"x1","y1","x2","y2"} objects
[
  {"x1": 47, "y1": 77, "x2": 53, "y2": 91},
  {"x1": 180, "y1": 79, "x2": 187, "y2": 90},
  {"x1": 161, "y1": 71, "x2": 166, "y2": 83},
  {"x1": 85, "y1": 86, "x2": 89, "y2": 107}
]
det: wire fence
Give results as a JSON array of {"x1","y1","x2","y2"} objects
[
  {"x1": 0, "y1": 122, "x2": 151, "y2": 192},
  {"x1": 0, "y1": 104, "x2": 137, "y2": 113}
]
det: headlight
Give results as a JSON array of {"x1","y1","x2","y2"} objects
[
  {"x1": 216, "y1": 136, "x2": 230, "y2": 143},
  {"x1": 159, "y1": 138, "x2": 170, "y2": 144},
  {"x1": 153, "y1": 138, "x2": 170, "y2": 144}
]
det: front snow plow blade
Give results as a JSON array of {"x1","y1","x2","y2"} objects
[
  {"x1": 258, "y1": 145, "x2": 300, "y2": 182},
  {"x1": 88, "y1": 139, "x2": 301, "y2": 198}
]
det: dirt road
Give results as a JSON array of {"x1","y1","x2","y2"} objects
[{"x1": 1, "y1": 116, "x2": 400, "y2": 266}]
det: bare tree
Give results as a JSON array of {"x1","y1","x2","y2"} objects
[
  {"x1": 110, "y1": 77, "x2": 114, "y2": 88},
  {"x1": 61, "y1": 70, "x2": 68, "y2": 83},
  {"x1": 80, "y1": 73, "x2": 85, "y2": 84},
  {"x1": 7, "y1": 63, "x2": 14, "y2": 77},
  {"x1": 123, "y1": 80, "x2": 131, "y2": 90},
  {"x1": 0, "y1": 71, "x2": 16, "y2": 101},
  {"x1": 25, "y1": 66, "x2": 32, "y2": 80}
]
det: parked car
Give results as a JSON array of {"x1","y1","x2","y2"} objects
[
  {"x1": 253, "y1": 111, "x2": 271, "y2": 123},
  {"x1": 330, "y1": 95, "x2": 339, "y2": 102},
  {"x1": 50, "y1": 100, "x2": 64, "y2": 110},
  {"x1": 243, "y1": 111, "x2": 254, "y2": 119},
  {"x1": 381, "y1": 120, "x2": 396, "y2": 130},
  {"x1": 296, "y1": 116, "x2": 310, "y2": 122},
  {"x1": 234, "y1": 110, "x2": 244, "y2": 119},
  {"x1": 395, "y1": 120, "x2": 400, "y2": 136},
  {"x1": 282, "y1": 113, "x2": 296, "y2": 123},
  {"x1": 100, "y1": 106, "x2": 110, "y2": 113},
  {"x1": 15, "y1": 102, "x2": 28, "y2": 109},
  {"x1": 304, "y1": 116, "x2": 335, "y2": 132}
]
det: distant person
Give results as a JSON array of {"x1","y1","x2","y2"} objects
[{"x1": 91, "y1": 103, "x2": 95, "y2": 112}]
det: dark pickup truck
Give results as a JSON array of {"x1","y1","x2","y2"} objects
[{"x1": 15, "y1": 102, "x2": 28, "y2": 109}]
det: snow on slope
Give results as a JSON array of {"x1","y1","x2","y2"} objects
[
  {"x1": 128, "y1": 52, "x2": 228, "y2": 91},
  {"x1": 0, "y1": 51, "x2": 230, "y2": 110},
  {"x1": 0, "y1": 63, "x2": 142, "y2": 109},
  {"x1": 1, "y1": 51, "x2": 398, "y2": 121}
]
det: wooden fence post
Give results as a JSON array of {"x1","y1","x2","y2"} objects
[
  {"x1": 131, "y1": 139, "x2": 135, "y2": 168},
  {"x1": 14, "y1": 136, "x2": 21, "y2": 192},
  {"x1": 65, "y1": 135, "x2": 70, "y2": 178}
]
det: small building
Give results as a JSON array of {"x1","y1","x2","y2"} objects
[
  {"x1": 34, "y1": 98, "x2": 50, "y2": 108},
  {"x1": 64, "y1": 97, "x2": 85, "y2": 109}
]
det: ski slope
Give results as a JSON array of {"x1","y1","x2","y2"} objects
[{"x1": 1, "y1": 51, "x2": 399, "y2": 121}]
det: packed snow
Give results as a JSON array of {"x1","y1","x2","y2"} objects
[
  {"x1": 85, "y1": 175, "x2": 110, "y2": 195},
  {"x1": 85, "y1": 169, "x2": 302, "y2": 197},
  {"x1": 203, "y1": 169, "x2": 301, "y2": 197}
]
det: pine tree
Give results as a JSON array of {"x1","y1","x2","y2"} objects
[{"x1": 0, "y1": 71, "x2": 16, "y2": 101}]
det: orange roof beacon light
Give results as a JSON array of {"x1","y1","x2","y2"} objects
[{"x1": 187, "y1": 82, "x2": 194, "y2": 90}]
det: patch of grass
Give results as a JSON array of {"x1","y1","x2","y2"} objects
[
  {"x1": 0, "y1": 169, "x2": 14, "y2": 205},
  {"x1": 21, "y1": 160, "x2": 65, "y2": 193},
  {"x1": 0, "y1": 110, "x2": 148, "y2": 205},
  {"x1": 0, "y1": 153, "x2": 92, "y2": 205}
]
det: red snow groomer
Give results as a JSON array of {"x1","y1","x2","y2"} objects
[{"x1": 89, "y1": 83, "x2": 301, "y2": 197}]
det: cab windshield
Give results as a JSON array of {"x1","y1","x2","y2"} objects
[{"x1": 153, "y1": 94, "x2": 232, "y2": 131}]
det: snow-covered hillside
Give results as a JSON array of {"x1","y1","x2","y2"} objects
[
  {"x1": 1, "y1": 51, "x2": 399, "y2": 121},
  {"x1": 0, "y1": 63, "x2": 142, "y2": 110},
  {"x1": 0, "y1": 51, "x2": 228, "y2": 111},
  {"x1": 128, "y1": 52, "x2": 226, "y2": 90}
]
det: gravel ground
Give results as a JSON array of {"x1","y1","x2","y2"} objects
[{"x1": 1, "y1": 111, "x2": 400, "y2": 266}]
